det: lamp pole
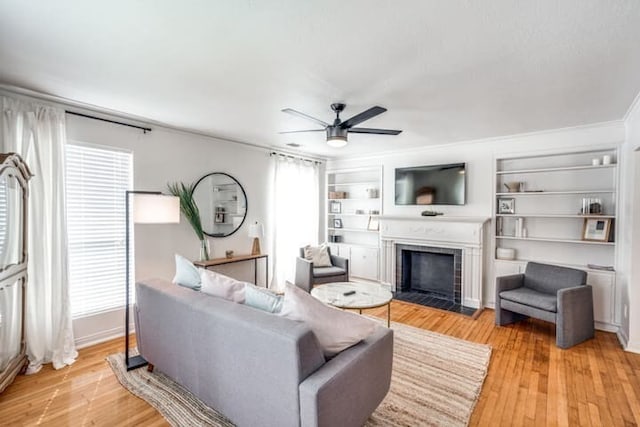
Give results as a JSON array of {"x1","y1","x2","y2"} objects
[{"x1": 125, "y1": 190, "x2": 161, "y2": 371}]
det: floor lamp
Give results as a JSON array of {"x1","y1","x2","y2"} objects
[{"x1": 125, "y1": 191, "x2": 180, "y2": 371}]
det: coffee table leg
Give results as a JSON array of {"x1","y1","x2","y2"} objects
[{"x1": 387, "y1": 303, "x2": 391, "y2": 327}]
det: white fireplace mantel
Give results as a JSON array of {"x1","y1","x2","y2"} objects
[{"x1": 379, "y1": 216, "x2": 490, "y2": 309}]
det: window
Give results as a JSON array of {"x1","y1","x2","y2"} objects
[{"x1": 65, "y1": 142, "x2": 132, "y2": 317}]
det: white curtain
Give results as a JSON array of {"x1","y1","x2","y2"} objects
[
  {"x1": 270, "y1": 155, "x2": 320, "y2": 291},
  {"x1": 1, "y1": 96, "x2": 77, "y2": 373}
]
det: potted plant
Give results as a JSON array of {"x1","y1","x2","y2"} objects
[{"x1": 167, "y1": 181, "x2": 210, "y2": 261}]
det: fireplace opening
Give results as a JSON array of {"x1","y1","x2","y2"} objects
[
  {"x1": 394, "y1": 244, "x2": 473, "y2": 315},
  {"x1": 401, "y1": 250, "x2": 454, "y2": 300}
]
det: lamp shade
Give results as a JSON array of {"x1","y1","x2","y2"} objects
[
  {"x1": 133, "y1": 194, "x2": 180, "y2": 224},
  {"x1": 248, "y1": 222, "x2": 264, "y2": 238},
  {"x1": 326, "y1": 136, "x2": 348, "y2": 148}
]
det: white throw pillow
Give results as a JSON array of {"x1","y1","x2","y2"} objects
[
  {"x1": 172, "y1": 254, "x2": 202, "y2": 290},
  {"x1": 278, "y1": 283, "x2": 377, "y2": 358},
  {"x1": 303, "y1": 244, "x2": 332, "y2": 267},
  {"x1": 199, "y1": 269, "x2": 246, "y2": 303}
]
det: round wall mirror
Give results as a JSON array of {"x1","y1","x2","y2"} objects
[{"x1": 192, "y1": 172, "x2": 247, "y2": 237}]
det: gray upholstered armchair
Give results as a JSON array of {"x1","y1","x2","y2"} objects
[
  {"x1": 495, "y1": 262, "x2": 594, "y2": 349},
  {"x1": 294, "y1": 247, "x2": 349, "y2": 292}
]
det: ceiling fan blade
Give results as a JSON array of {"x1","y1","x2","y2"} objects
[
  {"x1": 281, "y1": 108, "x2": 329, "y2": 128},
  {"x1": 340, "y1": 106, "x2": 387, "y2": 128},
  {"x1": 279, "y1": 129, "x2": 325, "y2": 134},
  {"x1": 348, "y1": 127, "x2": 402, "y2": 135}
]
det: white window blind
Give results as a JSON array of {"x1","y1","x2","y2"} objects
[{"x1": 65, "y1": 143, "x2": 132, "y2": 318}]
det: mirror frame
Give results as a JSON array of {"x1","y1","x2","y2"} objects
[{"x1": 192, "y1": 172, "x2": 248, "y2": 238}]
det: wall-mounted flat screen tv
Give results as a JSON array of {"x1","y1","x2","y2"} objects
[{"x1": 395, "y1": 163, "x2": 466, "y2": 205}]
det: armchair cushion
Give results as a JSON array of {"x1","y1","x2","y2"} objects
[
  {"x1": 313, "y1": 266, "x2": 348, "y2": 278},
  {"x1": 499, "y1": 287, "x2": 558, "y2": 312},
  {"x1": 303, "y1": 244, "x2": 332, "y2": 267}
]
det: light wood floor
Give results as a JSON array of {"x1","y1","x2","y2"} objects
[{"x1": 1, "y1": 301, "x2": 639, "y2": 426}]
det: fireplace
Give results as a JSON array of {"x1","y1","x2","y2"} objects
[
  {"x1": 379, "y1": 216, "x2": 488, "y2": 311},
  {"x1": 396, "y1": 244, "x2": 462, "y2": 304}
]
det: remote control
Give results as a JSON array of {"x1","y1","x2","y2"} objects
[{"x1": 343, "y1": 290, "x2": 356, "y2": 296}]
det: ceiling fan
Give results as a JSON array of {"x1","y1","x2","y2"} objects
[{"x1": 280, "y1": 103, "x2": 402, "y2": 148}]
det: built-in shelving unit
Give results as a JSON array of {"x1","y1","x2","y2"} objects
[
  {"x1": 326, "y1": 166, "x2": 382, "y2": 281},
  {"x1": 493, "y1": 147, "x2": 619, "y2": 330}
]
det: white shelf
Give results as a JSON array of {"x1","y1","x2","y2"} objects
[
  {"x1": 329, "y1": 227, "x2": 378, "y2": 233},
  {"x1": 496, "y1": 214, "x2": 616, "y2": 219},
  {"x1": 496, "y1": 235, "x2": 615, "y2": 246},
  {"x1": 496, "y1": 190, "x2": 614, "y2": 196},
  {"x1": 328, "y1": 181, "x2": 378, "y2": 186},
  {"x1": 497, "y1": 164, "x2": 616, "y2": 175},
  {"x1": 328, "y1": 198, "x2": 381, "y2": 201},
  {"x1": 328, "y1": 213, "x2": 380, "y2": 217},
  {"x1": 494, "y1": 257, "x2": 615, "y2": 273},
  {"x1": 329, "y1": 242, "x2": 379, "y2": 249}
]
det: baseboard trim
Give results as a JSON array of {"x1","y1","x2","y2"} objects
[
  {"x1": 617, "y1": 327, "x2": 629, "y2": 349},
  {"x1": 594, "y1": 321, "x2": 618, "y2": 333},
  {"x1": 625, "y1": 340, "x2": 640, "y2": 354},
  {"x1": 74, "y1": 321, "x2": 134, "y2": 350}
]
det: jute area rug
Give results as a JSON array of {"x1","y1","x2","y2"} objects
[{"x1": 107, "y1": 321, "x2": 491, "y2": 427}]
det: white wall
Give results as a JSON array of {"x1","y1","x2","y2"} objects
[
  {"x1": 66, "y1": 114, "x2": 275, "y2": 347},
  {"x1": 623, "y1": 96, "x2": 640, "y2": 352},
  {"x1": 328, "y1": 122, "x2": 627, "y2": 317}
]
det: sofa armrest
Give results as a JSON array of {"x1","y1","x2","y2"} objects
[
  {"x1": 330, "y1": 255, "x2": 349, "y2": 275},
  {"x1": 496, "y1": 273, "x2": 524, "y2": 296},
  {"x1": 295, "y1": 257, "x2": 314, "y2": 292},
  {"x1": 557, "y1": 285, "x2": 594, "y2": 348},
  {"x1": 299, "y1": 326, "x2": 393, "y2": 427}
]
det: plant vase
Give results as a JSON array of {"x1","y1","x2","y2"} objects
[{"x1": 199, "y1": 238, "x2": 211, "y2": 261}]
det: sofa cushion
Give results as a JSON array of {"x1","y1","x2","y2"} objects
[
  {"x1": 313, "y1": 266, "x2": 346, "y2": 278},
  {"x1": 279, "y1": 283, "x2": 376, "y2": 358},
  {"x1": 244, "y1": 284, "x2": 283, "y2": 313},
  {"x1": 172, "y1": 254, "x2": 201, "y2": 289},
  {"x1": 524, "y1": 262, "x2": 586, "y2": 294},
  {"x1": 500, "y1": 287, "x2": 558, "y2": 312},
  {"x1": 200, "y1": 269, "x2": 246, "y2": 303},
  {"x1": 304, "y1": 244, "x2": 332, "y2": 267}
]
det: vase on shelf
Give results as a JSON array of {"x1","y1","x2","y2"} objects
[{"x1": 199, "y1": 238, "x2": 211, "y2": 261}]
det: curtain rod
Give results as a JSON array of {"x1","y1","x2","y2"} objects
[
  {"x1": 66, "y1": 111, "x2": 152, "y2": 133},
  {"x1": 270, "y1": 151, "x2": 323, "y2": 165}
]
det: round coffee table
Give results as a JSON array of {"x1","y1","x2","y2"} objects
[{"x1": 311, "y1": 282, "x2": 393, "y2": 327}]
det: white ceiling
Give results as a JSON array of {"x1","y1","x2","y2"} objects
[{"x1": 1, "y1": 1, "x2": 639, "y2": 158}]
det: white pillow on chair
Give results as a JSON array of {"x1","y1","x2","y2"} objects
[{"x1": 303, "y1": 244, "x2": 332, "y2": 267}]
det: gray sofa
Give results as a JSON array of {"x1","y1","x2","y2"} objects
[
  {"x1": 134, "y1": 278, "x2": 393, "y2": 427},
  {"x1": 495, "y1": 262, "x2": 594, "y2": 349}
]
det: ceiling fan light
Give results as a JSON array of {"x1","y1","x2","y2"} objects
[{"x1": 327, "y1": 136, "x2": 348, "y2": 148}]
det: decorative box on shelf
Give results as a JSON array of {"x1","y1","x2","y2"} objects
[{"x1": 328, "y1": 191, "x2": 347, "y2": 199}]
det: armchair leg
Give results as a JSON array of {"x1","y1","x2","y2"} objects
[{"x1": 496, "y1": 306, "x2": 528, "y2": 326}]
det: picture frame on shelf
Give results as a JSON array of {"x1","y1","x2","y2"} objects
[
  {"x1": 582, "y1": 218, "x2": 612, "y2": 242},
  {"x1": 367, "y1": 216, "x2": 379, "y2": 231},
  {"x1": 497, "y1": 197, "x2": 515, "y2": 214},
  {"x1": 333, "y1": 218, "x2": 343, "y2": 228},
  {"x1": 329, "y1": 201, "x2": 341, "y2": 213}
]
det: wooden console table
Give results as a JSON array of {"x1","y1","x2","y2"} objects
[{"x1": 194, "y1": 254, "x2": 269, "y2": 288}]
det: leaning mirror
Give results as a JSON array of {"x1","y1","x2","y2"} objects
[{"x1": 192, "y1": 172, "x2": 247, "y2": 237}]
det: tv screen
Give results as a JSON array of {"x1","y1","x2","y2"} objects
[{"x1": 395, "y1": 163, "x2": 466, "y2": 206}]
